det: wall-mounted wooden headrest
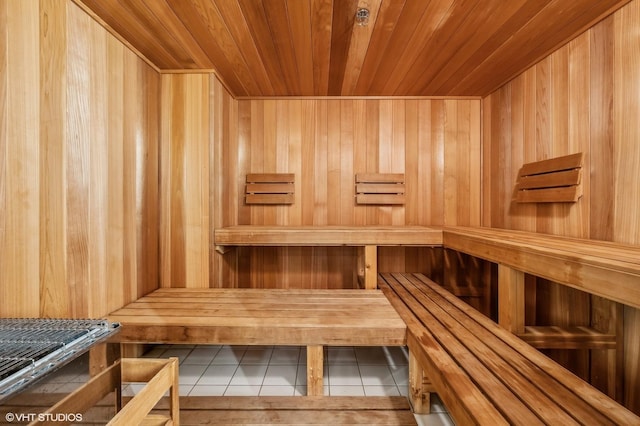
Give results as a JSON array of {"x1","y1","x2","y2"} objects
[
  {"x1": 515, "y1": 153, "x2": 584, "y2": 203},
  {"x1": 245, "y1": 173, "x2": 295, "y2": 204},
  {"x1": 355, "y1": 173, "x2": 405, "y2": 205}
]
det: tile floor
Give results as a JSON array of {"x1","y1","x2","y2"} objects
[{"x1": 29, "y1": 345, "x2": 455, "y2": 425}]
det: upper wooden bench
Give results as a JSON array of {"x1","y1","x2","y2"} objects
[
  {"x1": 443, "y1": 226, "x2": 640, "y2": 310},
  {"x1": 214, "y1": 226, "x2": 443, "y2": 289}
]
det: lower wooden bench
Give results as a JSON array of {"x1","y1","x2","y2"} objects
[
  {"x1": 378, "y1": 272, "x2": 640, "y2": 425},
  {"x1": 108, "y1": 288, "x2": 407, "y2": 396}
]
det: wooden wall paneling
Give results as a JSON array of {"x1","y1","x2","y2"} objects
[
  {"x1": 326, "y1": 101, "x2": 341, "y2": 225},
  {"x1": 0, "y1": 0, "x2": 40, "y2": 318},
  {"x1": 429, "y1": 101, "x2": 445, "y2": 226},
  {"x1": 376, "y1": 100, "x2": 393, "y2": 226},
  {"x1": 186, "y1": 75, "x2": 210, "y2": 288},
  {"x1": 301, "y1": 100, "x2": 316, "y2": 225},
  {"x1": 481, "y1": 95, "x2": 492, "y2": 228},
  {"x1": 39, "y1": 0, "x2": 68, "y2": 317},
  {"x1": 467, "y1": 100, "x2": 482, "y2": 226},
  {"x1": 365, "y1": 100, "x2": 380, "y2": 225},
  {"x1": 221, "y1": 98, "x2": 482, "y2": 289},
  {"x1": 0, "y1": 1, "x2": 160, "y2": 318},
  {"x1": 614, "y1": 1, "x2": 640, "y2": 412},
  {"x1": 567, "y1": 34, "x2": 591, "y2": 238},
  {"x1": 589, "y1": 15, "x2": 615, "y2": 242},
  {"x1": 0, "y1": 0, "x2": 7, "y2": 316},
  {"x1": 533, "y1": 56, "x2": 552, "y2": 234},
  {"x1": 520, "y1": 68, "x2": 539, "y2": 231},
  {"x1": 340, "y1": 100, "x2": 355, "y2": 225},
  {"x1": 613, "y1": 0, "x2": 640, "y2": 245},
  {"x1": 391, "y1": 100, "x2": 406, "y2": 225},
  {"x1": 136, "y1": 58, "x2": 160, "y2": 299},
  {"x1": 104, "y1": 26, "x2": 125, "y2": 312},
  {"x1": 160, "y1": 74, "x2": 210, "y2": 288},
  {"x1": 352, "y1": 99, "x2": 368, "y2": 226},
  {"x1": 405, "y1": 100, "x2": 420, "y2": 226},
  {"x1": 443, "y1": 100, "x2": 459, "y2": 226},
  {"x1": 160, "y1": 75, "x2": 183, "y2": 287},
  {"x1": 66, "y1": 4, "x2": 91, "y2": 317},
  {"x1": 238, "y1": 107, "x2": 259, "y2": 292},
  {"x1": 313, "y1": 99, "x2": 328, "y2": 224}
]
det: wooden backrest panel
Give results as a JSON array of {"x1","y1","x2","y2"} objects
[
  {"x1": 516, "y1": 153, "x2": 584, "y2": 203},
  {"x1": 245, "y1": 173, "x2": 295, "y2": 204},
  {"x1": 356, "y1": 173, "x2": 405, "y2": 205}
]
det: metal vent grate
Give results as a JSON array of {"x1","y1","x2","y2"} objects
[{"x1": 0, "y1": 319, "x2": 119, "y2": 402}]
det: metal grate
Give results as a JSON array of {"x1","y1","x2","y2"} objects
[{"x1": 0, "y1": 319, "x2": 119, "y2": 402}]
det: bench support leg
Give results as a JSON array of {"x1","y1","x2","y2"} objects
[
  {"x1": 358, "y1": 245, "x2": 378, "y2": 289},
  {"x1": 498, "y1": 264, "x2": 525, "y2": 334},
  {"x1": 89, "y1": 342, "x2": 120, "y2": 377},
  {"x1": 409, "y1": 348, "x2": 431, "y2": 414},
  {"x1": 307, "y1": 345, "x2": 324, "y2": 396}
]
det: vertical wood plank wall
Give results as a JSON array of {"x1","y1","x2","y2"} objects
[
  {"x1": 482, "y1": 0, "x2": 640, "y2": 411},
  {"x1": 218, "y1": 98, "x2": 481, "y2": 288},
  {"x1": 0, "y1": 0, "x2": 160, "y2": 318},
  {"x1": 159, "y1": 73, "x2": 224, "y2": 289}
]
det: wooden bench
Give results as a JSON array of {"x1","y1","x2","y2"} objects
[
  {"x1": 108, "y1": 288, "x2": 407, "y2": 397},
  {"x1": 214, "y1": 225, "x2": 442, "y2": 289},
  {"x1": 378, "y1": 272, "x2": 640, "y2": 425}
]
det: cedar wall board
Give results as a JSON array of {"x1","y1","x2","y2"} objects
[
  {"x1": 482, "y1": 0, "x2": 640, "y2": 412},
  {"x1": 0, "y1": 0, "x2": 160, "y2": 319}
]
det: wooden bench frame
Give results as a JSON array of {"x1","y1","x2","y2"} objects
[
  {"x1": 108, "y1": 288, "x2": 406, "y2": 397},
  {"x1": 379, "y1": 272, "x2": 640, "y2": 425},
  {"x1": 98, "y1": 225, "x2": 639, "y2": 420},
  {"x1": 31, "y1": 358, "x2": 179, "y2": 426},
  {"x1": 214, "y1": 225, "x2": 442, "y2": 289}
]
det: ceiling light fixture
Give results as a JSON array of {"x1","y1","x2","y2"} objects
[{"x1": 355, "y1": 8, "x2": 370, "y2": 26}]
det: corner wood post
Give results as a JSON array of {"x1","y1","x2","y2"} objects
[
  {"x1": 307, "y1": 345, "x2": 324, "y2": 396},
  {"x1": 498, "y1": 264, "x2": 525, "y2": 334},
  {"x1": 409, "y1": 348, "x2": 433, "y2": 414}
]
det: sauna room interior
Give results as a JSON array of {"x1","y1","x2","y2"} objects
[{"x1": 1, "y1": 0, "x2": 640, "y2": 424}]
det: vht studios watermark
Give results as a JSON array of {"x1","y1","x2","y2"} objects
[{"x1": 5, "y1": 412, "x2": 83, "y2": 423}]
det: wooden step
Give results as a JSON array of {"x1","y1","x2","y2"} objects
[
  {"x1": 2, "y1": 395, "x2": 416, "y2": 426},
  {"x1": 151, "y1": 396, "x2": 417, "y2": 425}
]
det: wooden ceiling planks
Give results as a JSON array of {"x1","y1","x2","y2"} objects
[
  {"x1": 74, "y1": 0, "x2": 632, "y2": 97},
  {"x1": 449, "y1": 0, "x2": 632, "y2": 95}
]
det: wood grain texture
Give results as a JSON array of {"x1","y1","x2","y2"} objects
[
  {"x1": 74, "y1": 0, "x2": 631, "y2": 97},
  {"x1": 482, "y1": 1, "x2": 640, "y2": 412},
  {"x1": 160, "y1": 73, "x2": 212, "y2": 289},
  {"x1": 0, "y1": 0, "x2": 40, "y2": 318},
  {"x1": 213, "y1": 98, "x2": 480, "y2": 288},
  {"x1": 0, "y1": 0, "x2": 160, "y2": 319}
]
